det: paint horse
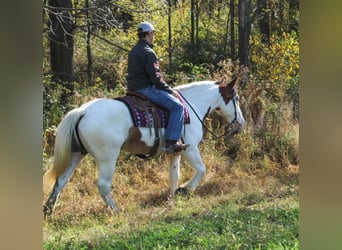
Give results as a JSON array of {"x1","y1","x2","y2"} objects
[{"x1": 43, "y1": 77, "x2": 245, "y2": 216}]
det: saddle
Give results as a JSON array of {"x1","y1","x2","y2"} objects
[
  {"x1": 116, "y1": 91, "x2": 190, "y2": 128},
  {"x1": 115, "y1": 91, "x2": 190, "y2": 157}
]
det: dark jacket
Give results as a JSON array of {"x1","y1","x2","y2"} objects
[{"x1": 126, "y1": 39, "x2": 172, "y2": 94}]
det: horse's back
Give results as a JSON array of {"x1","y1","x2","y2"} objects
[
  {"x1": 78, "y1": 99, "x2": 133, "y2": 153},
  {"x1": 81, "y1": 98, "x2": 133, "y2": 131}
]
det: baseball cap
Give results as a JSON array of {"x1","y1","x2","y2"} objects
[{"x1": 137, "y1": 21, "x2": 155, "y2": 33}]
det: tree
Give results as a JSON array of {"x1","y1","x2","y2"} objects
[
  {"x1": 190, "y1": 0, "x2": 195, "y2": 48},
  {"x1": 230, "y1": 0, "x2": 236, "y2": 59},
  {"x1": 238, "y1": 0, "x2": 252, "y2": 66},
  {"x1": 256, "y1": 0, "x2": 270, "y2": 43},
  {"x1": 85, "y1": 0, "x2": 93, "y2": 85},
  {"x1": 288, "y1": 0, "x2": 299, "y2": 33},
  {"x1": 47, "y1": 0, "x2": 75, "y2": 105},
  {"x1": 168, "y1": 0, "x2": 173, "y2": 70}
]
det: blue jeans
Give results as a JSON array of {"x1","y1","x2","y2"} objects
[{"x1": 136, "y1": 86, "x2": 184, "y2": 141}]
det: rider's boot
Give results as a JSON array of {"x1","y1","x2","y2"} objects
[{"x1": 165, "y1": 139, "x2": 190, "y2": 154}]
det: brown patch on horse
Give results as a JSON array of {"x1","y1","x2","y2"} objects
[
  {"x1": 218, "y1": 77, "x2": 237, "y2": 104},
  {"x1": 121, "y1": 127, "x2": 153, "y2": 154}
]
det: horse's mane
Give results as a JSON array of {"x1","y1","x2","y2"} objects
[{"x1": 175, "y1": 80, "x2": 216, "y2": 93}]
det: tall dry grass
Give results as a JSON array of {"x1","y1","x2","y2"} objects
[{"x1": 43, "y1": 141, "x2": 299, "y2": 223}]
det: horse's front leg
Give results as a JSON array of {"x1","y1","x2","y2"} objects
[
  {"x1": 168, "y1": 155, "x2": 181, "y2": 197},
  {"x1": 181, "y1": 147, "x2": 206, "y2": 192}
]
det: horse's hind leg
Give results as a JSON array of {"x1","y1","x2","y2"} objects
[
  {"x1": 96, "y1": 148, "x2": 120, "y2": 212},
  {"x1": 43, "y1": 152, "x2": 85, "y2": 217}
]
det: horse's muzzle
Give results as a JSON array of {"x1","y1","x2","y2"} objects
[{"x1": 229, "y1": 120, "x2": 245, "y2": 134}]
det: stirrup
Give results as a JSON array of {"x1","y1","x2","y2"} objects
[{"x1": 164, "y1": 143, "x2": 190, "y2": 154}]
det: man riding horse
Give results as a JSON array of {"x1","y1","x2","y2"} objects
[{"x1": 126, "y1": 21, "x2": 189, "y2": 154}]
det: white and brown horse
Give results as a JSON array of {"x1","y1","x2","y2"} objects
[{"x1": 43, "y1": 77, "x2": 245, "y2": 216}]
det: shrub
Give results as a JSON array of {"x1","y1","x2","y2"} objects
[{"x1": 250, "y1": 32, "x2": 299, "y2": 120}]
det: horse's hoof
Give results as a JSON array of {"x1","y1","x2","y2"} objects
[
  {"x1": 43, "y1": 204, "x2": 53, "y2": 218},
  {"x1": 105, "y1": 205, "x2": 119, "y2": 214},
  {"x1": 175, "y1": 187, "x2": 192, "y2": 198}
]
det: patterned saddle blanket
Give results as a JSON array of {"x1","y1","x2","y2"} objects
[{"x1": 115, "y1": 91, "x2": 190, "y2": 128}]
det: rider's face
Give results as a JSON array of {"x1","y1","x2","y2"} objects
[{"x1": 147, "y1": 31, "x2": 155, "y2": 44}]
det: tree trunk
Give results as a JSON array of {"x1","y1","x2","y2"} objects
[
  {"x1": 190, "y1": 0, "x2": 195, "y2": 48},
  {"x1": 48, "y1": 0, "x2": 74, "y2": 105},
  {"x1": 223, "y1": 3, "x2": 229, "y2": 54},
  {"x1": 85, "y1": 0, "x2": 93, "y2": 85},
  {"x1": 279, "y1": 0, "x2": 285, "y2": 28},
  {"x1": 288, "y1": 0, "x2": 299, "y2": 33},
  {"x1": 230, "y1": 0, "x2": 236, "y2": 59},
  {"x1": 238, "y1": 0, "x2": 251, "y2": 66},
  {"x1": 257, "y1": 0, "x2": 270, "y2": 43},
  {"x1": 168, "y1": 0, "x2": 172, "y2": 70},
  {"x1": 195, "y1": 0, "x2": 199, "y2": 48}
]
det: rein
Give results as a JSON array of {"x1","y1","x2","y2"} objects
[{"x1": 177, "y1": 91, "x2": 238, "y2": 140}]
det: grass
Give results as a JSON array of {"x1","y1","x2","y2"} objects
[
  {"x1": 44, "y1": 196, "x2": 298, "y2": 249},
  {"x1": 43, "y1": 148, "x2": 299, "y2": 249}
]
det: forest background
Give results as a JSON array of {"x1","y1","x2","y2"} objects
[
  {"x1": 43, "y1": 0, "x2": 299, "y2": 166},
  {"x1": 43, "y1": 0, "x2": 299, "y2": 249}
]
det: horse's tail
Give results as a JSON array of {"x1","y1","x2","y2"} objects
[{"x1": 43, "y1": 107, "x2": 86, "y2": 190}]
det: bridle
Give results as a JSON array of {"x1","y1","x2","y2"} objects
[
  {"x1": 227, "y1": 98, "x2": 238, "y2": 126},
  {"x1": 177, "y1": 87, "x2": 239, "y2": 140}
]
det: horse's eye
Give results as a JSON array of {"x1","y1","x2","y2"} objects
[{"x1": 235, "y1": 96, "x2": 239, "y2": 101}]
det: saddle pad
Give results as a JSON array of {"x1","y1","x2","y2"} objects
[{"x1": 115, "y1": 94, "x2": 190, "y2": 128}]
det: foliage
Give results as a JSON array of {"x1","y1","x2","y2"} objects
[
  {"x1": 43, "y1": 75, "x2": 68, "y2": 129},
  {"x1": 237, "y1": 31, "x2": 300, "y2": 167},
  {"x1": 250, "y1": 32, "x2": 299, "y2": 104}
]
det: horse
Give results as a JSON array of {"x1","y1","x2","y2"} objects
[{"x1": 43, "y1": 77, "x2": 245, "y2": 216}]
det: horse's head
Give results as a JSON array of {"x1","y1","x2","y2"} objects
[{"x1": 215, "y1": 77, "x2": 245, "y2": 134}]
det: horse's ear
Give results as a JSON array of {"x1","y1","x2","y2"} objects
[
  {"x1": 227, "y1": 77, "x2": 237, "y2": 88},
  {"x1": 215, "y1": 77, "x2": 226, "y2": 85}
]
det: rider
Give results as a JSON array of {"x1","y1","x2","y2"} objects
[{"x1": 126, "y1": 21, "x2": 189, "y2": 154}]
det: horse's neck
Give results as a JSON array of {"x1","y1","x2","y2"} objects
[{"x1": 178, "y1": 82, "x2": 219, "y2": 119}]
